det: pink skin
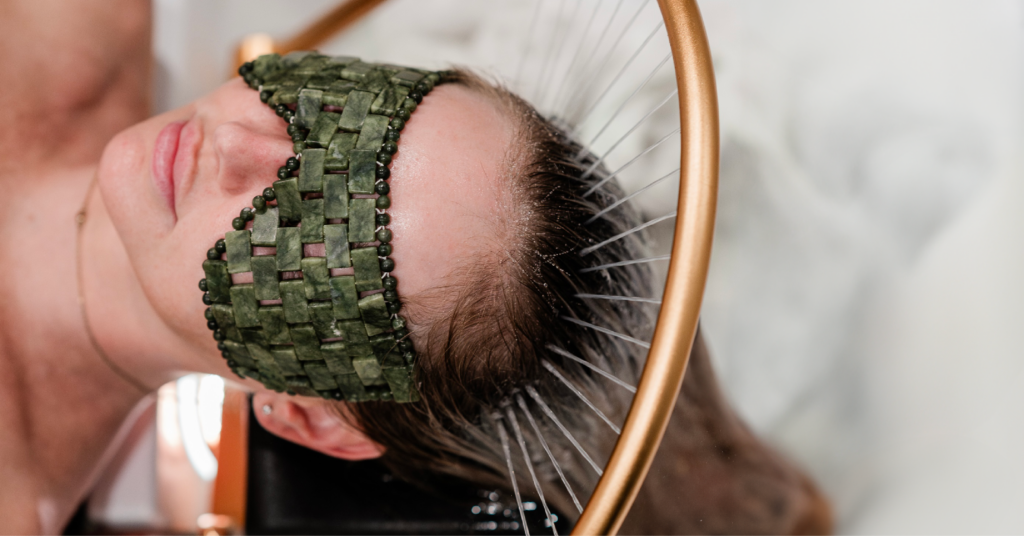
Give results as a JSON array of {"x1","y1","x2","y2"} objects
[{"x1": 96, "y1": 77, "x2": 514, "y2": 455}]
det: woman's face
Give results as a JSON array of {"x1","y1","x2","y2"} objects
[{"x1": 97, "y1": 77, "x2": 514, "y2": 369}]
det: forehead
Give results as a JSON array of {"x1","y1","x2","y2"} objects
[{"x1": 386, "y1": 83, "x2": 516, "y2": 302}]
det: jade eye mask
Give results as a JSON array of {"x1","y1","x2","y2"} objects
[{"x1": 198, "y1": 52, "x2": 448, "y2": 403}]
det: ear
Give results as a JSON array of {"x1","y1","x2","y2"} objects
[{"x1": 252, "y1": 391, "x2": 385, "y2": 461}]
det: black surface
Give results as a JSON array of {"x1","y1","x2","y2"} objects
[{"x1": 245, "y1": 402, "x2": 569, "y2": 535}]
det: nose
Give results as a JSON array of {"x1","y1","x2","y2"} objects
[{"x1": 212, "y1": 121, "x2": 292, "y2": 197}]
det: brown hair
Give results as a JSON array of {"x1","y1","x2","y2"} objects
[{"x1": 340, "y1": 70, "x2": 832, "y2": 533}]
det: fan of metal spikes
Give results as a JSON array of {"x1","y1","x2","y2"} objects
[{"x1": 238, "y1": 1, "x2": 717, "y2": 534}]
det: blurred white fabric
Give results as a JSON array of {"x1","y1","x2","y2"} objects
[{"x1": 144, "y1": 0, "x2": 1024, "y2": 532}]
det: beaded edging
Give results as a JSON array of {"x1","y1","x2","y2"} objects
[{"x1": 199, "y1": 52, "x2": 447, "y2": 403}]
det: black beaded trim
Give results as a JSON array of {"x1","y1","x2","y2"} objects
[{"x1": 198, "y1": 52, "x2": 449, "y2": 403}]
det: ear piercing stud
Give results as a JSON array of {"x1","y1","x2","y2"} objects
[{"x1": 262, "y1": 404, "x2": 272, "y2": 415}]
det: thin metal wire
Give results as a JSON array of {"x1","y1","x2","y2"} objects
[
  {"x1": 552, "y1": 0, "x2": 625, "y2": 114},
  {"x1": 579, "y1": 88, "x2": 677, "y2": 169},
  {"x1": 560, "y1": 316, "x2": 651, "y2": 349},
  {"x1": 546, "y1": 0, "x2": 608, "y2": 114},
  {"x1": 542, "y1": 360, "x2": 621, "y2": 434},
  {"x1": 579, "y1": 255, "x2": 671, "y2": 273},
  {"x1": 515, "y1": 393, "x2": 584, "y2": 514},
  {"x1": 576, "y1": 293, "x2": 661, "y2": 305},
  {"x1": 497, "y1": 416, "x2": 530, "y2": 536},
  {"x1": 586, "y1": 167, "x2": 679, "y2": 224},
  {"x1": 580, "y1": 212, "x2": 676, "y2": 257},
  {"x1": 538, "y1": 0, "x2": 585, "y2": 109},
  {"x1": 514, "y1": 0, "x2": 545, "y2": 91},
  {"x1": 532, "y1": 0, "x2": 570, "y2": 102},
  {"x1": 546, "y1": 344, "x2": 636, "y2": 393},
  {"x1": 525, "y1": 385, "x2": 604, "y2": 475},
  {"x1": 583, "y1": 127, "x2": 680, "y2": 196},
  {"x1": 506, "y1": 406, "x2": 558, "y2": 535}
]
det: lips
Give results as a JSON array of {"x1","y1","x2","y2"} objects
[{"x1": 153, "y1": 120, "x2": 186, "y2": 217}]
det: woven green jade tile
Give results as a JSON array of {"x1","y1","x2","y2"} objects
[
  {"x1": 202, "y1": 260, "x2": 231, "y2": 303},
  {"x1": 392, "y1": 70, "x2": 425, "y2": 87},
  {"x1": 273, "y1": 178, "x2": 302, "y2": 221},
  {"x1": 230, "y1": 284, "x2": 259, "y2": 328},
  {"x1": 251, "y1": 206, "x2": 279, "y2": 247},
  {"x1": 358, "y1": 293, "x2": 392, "y2": 337},
  {"x1": 323, "y1": 79, "x2": 358, "y2": 107},
  {"x1": 300, "y1": 257, "x2": 331, "y2": 300},
  {"x1": 356, "y1": 114, "x2": 389, "y2": 151},
  {"x1": 285, "y1": 377, "x2": 319, "y2": 397},
  {"x1": 252, "y1": 53, "x2": 283, "y2": 79},
  {"x1": 335, "y1": 372, "x2": 368, "y2": 400},
  {"x1": 324, "y1": 178, "x2": 350, "y2": 222},
  {"x1": 352, "y1": 247, "x2": 383, "y2": 292},
  {"x1": 352, "y1": 355, "x2": 387, "y2": 386},
  {"x1": 339, "y1": 319, "x2": 372, "y2": 356},
  {"x1": 348, "y1": 198, "x2": 376, "y2": 243},
  {"x1": 303, "y1": 362, "x2": 338, "y2": 390},
  {"x1": 211, "y1": 304, "x2": 241, "y2": 342},
  {"x1": 339, "y1": 90, "x2": 374, "y2": 132},
  {"x1": 279, "y1": 279, "x2": 310, "y2": 323},
  {"x1": 275, "y1": 227, "x2": 302, "y2": 272},
  {"x1": 358, "y1": 69, "x2": 390, "y2": 94},
  {"x1": 240, "y1": 327, "x2": 268, "y2": 349},
  {"x1": 321, "y1": 342, "x2": 355, "y2": 374},
  {"x1": 293, "y1": 53, "x2": 330, "y2": 74},
  {"x1": 370, "y1": 86, "x2": 398, "y2": 116},
  {"x1": 324, "y1": 224, "x2": 351, "y2": 269},
  {"x1": 325, "y1": 132, "x2": 357, "y2": 172},
  {"x1": 370, "y1": 334, "x2": 402, "y2": 367},
  {"x1": 328, "y1": 55, "x2": 359, "y2": 67},
  {"x1": 253, "y1": 345, "x2": 286, "y2": 384},
  {"x1": 298, "y1": 148, "x2": 326, "y2": 192},
  {"x1": 348, "y1": 150, "x2": 376, "y2": 194},
  {"x1": 225, "y1": 230, "x2": 251, "y2": 274},
  {"x1": 329, "y1": 275, "x2": 359, "y2": 320},
  {"x1": 251, "y1": 256, "x2": 280, "y2": 300},
  {"x1": 305, "y1": 73, "x2": 337, "y2": 91},
  {"x1": 269, "y1": 346, "x2": 304, "y2": 376},
  {"x1": 281, "y1": 50, "x2": 313, "y2": 66},
  {"x1": 257, "y1": 305, "x2": 291, "y2": 345},
  {"x1": 306, "y1": 112, "x2": 341, "y2": 150},
  {"x1": 290, "y1": 323, "x2": 323, "y2": 361},
  {"x1": 300, "y1": 198, "x2": 325, "y2": 244},
  {"x1": 308, "y1": 301, "x2": 342, "y2": 339},
  {"x1": 382, "y1": 367, "x2": 417, "y2": 403},
  {"x1": 340, "y1": 61, "x2": 374, "y2": 82},
  {"x1": 222, "y1": 340, "x2": 255, "y2": 369},
  {"x1": 296, "y1": 89, "x2": 323, "y2": 129}
]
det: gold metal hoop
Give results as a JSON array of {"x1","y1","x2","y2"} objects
[{"x1": 235, "y1": 2, "x2": 719, "y2": 533}]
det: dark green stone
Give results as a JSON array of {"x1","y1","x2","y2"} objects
[
  {"x1": 308, "y1": 301, "x2": 342, "y2": 339},
  {"x1": 298, "y1": 148, "x2": 326, "y2": 192},
  {"x1": 222, "y1": 340, "x2": 255, "y2": 370},
  {"x1": 251, "y1": 256, "x2": 280, "y2": 300},
  {"x1": 375, "y1": 195, "x2": 391, "y2": 209},
  {"x1": 340, "y1": 61, "x2": 374, "y2": 82},
  {"x1": 202, "y1": 260, "x2": 231, "y2": 303},
  {"x1": 211, "y1": 304, "x2": 241, "y2": 343},
  {"x1": 348, "y1": 198, "x2": 376, "y2": 242},
  {"x1": 292, "y1": 53, "x2": 329, "y2": 73},
  {"x1": 275, "y1": 227, "x2": 302, "y2": 271},
  {"x1": 296, "y1": 89, "x2": 323, "y2": 129},
  {"x1": 339, "y1": 90, "x2": 374, "y2": 132},
  {"x1": 252, "y1": 53, "x2": 283, "y2": 80},
  {"x1": 358, "y1": 293, "x2": 392, "y2": 337},
  {"x1": 300, "y1": 198, "x2": 325, "y2": 243},
  {"x1": 306, "y1": 112, "x2": 341, "y2": 150},
  {"x1": 301, "y1": 257, "x2": 331, "y2": 300},
  {"x1": 224, "y1": 230, "x2": 251, "y2": 274},
  {"x1": 325, "y1": 132, "x2": 358, "y2": 171},
  {"x1": 352, "y1": 247, "x2": 383, "y2": 292},
  {"x1": 285, "y1": 377, "x2": 319, "y2": 397},
  {"x1": 280, "y1": 280, "x2": 310, "y2": 323},
  {"x1": 358, "y1": 69, "x2": 390, "y2": 94},
  {"x1": 370, "y1": 334, "x2": 403, "y2": 367},
  {"x1": 324, "y1": 175, "x2": 350, "y2": 218},
  {"x1": 230, "y1": 284, "x2": 259, "y2": 328},
  {"x1": 257, "y1": 306, "x2": 291, "y2": 345},
  {"x1": 335, "y1": 373, "x2": 368, "y2": 401},
  {"x1": 348, "y1": 150, "x2": 377, "y2": 194},
  {"x1": 339, "y1": 319, "x2": 372, "y2": 356},
  {"x1": 269, "y1": 346, "x2": 304, "y2": 376},
  {"x1": 273, "y1": 178, "x2": 302, "y2": 220},
  {"x1": 321, "y1": 342, "x2": 355, "y2": 374},
  {"x1": 290, "y1": 323, "x2": 323, "y2": 361},
  {"x1": 305, "y1": 74, "x2": 337, "y2": 92},
  {"x1": 324, "y1": 224, "x2": 351, "y2": 268},
  {"x1": 370, "y1": 86, "x2": 398, "y2": 116},
  {"x1": 352, "y1": 355, "x2": 387, "y2": 386},
  {"x1": 355, "y1": 114, "x2": 389, "y2": 151},
  {"x1": 303, "y1": 362, "x2": 338, "y2": 390},
  {"x1": 382, "y1": 367, "x2": 416, "y2": 403},
  {"x1": 392, "y1": 70, "x2": 424, "y2": 87},
  {"x1": 322, "y1": 79, "x2": 358, "y2": 107},
  {"x1": 329, "y1": 275, "x2": 359, "y2": 320},
  {"x1": 251, "y1": 206, "x2": 279, "y2": 246},
  {"x1": 281, "y1": 50, "x2": 314, "y2": 66},
  {"x1": 329, "y1": 55, "x2": 359, "y2": 67}
]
